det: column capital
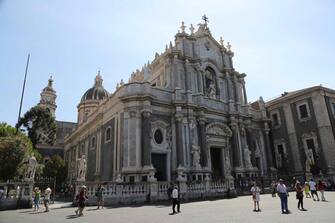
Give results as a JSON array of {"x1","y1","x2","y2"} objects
[
  {"x1": 141, "y1": 110, "x2": 151, "y2": 118},
  {"x1": 263, "y1": 122, "x2": 270, "y2": 134},
  {"x1": 129, "y1": 110, "x2": 138, "y2": 118},
  {"x1": 197, "y1": 116, "x2": 206, "y2": 125},
  {"x1": 175, "y1": 113, "x2": 183, "y2": 122}
]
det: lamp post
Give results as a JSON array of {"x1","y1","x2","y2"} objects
[{"x1": 16, "y1": 54, "x2": 30, "y2": 134}]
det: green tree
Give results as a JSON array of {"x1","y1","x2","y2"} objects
[
  {"x1": 16, "y1": 106, "x2": 57, "y2": 147},
  {"x1": 0, "y1": 123, "x2": 39, "y2": 181},
  {"x1": 43, "y1": 154, "x2": 67, "y2": 185}
]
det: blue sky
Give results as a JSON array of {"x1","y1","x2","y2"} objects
[{"x1": 1, "y1": 0, "x2": 334, "y2": 126}]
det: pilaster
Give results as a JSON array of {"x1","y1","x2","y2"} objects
[
  {"x1": 141, "y1": 110, "x2": 152, "y2": 167},
  {"x1": 198, "y1": 116, "x2": 208, "y2": 168}
]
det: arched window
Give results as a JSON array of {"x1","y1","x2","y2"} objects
[
  {"x1": 91, "y1": 136, "x2": 96, "y2": 148},
  {"x1": 105, "y1": 127, "x2": 111, "y2": 143},
  {"x1": 81, "y1": 143, "x2": 85, "y2": 154}
]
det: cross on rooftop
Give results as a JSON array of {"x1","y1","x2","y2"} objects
[{"x1": 202, "y1": 14, "x2": 209, "y2": 26}]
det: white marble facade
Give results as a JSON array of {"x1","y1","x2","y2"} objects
[{"x1": 64, "y1": 19, "x2": 274, "y2": 184}]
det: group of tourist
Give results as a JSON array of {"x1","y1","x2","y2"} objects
[
  {"x1": 32, "y1": 186, "x2": 52, "y2": 212},
  {"x1": 30, "y1": 178, "x2": 329, "y2": 217},
  {"x1": 252, "y1": 178, "x2": 328, "y2": 214},
  {"x1": 71, "y1": 183, "x2": 181, "y2": 217}
]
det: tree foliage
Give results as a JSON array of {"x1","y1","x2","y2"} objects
[
  {"x1": 43, "y1": 154, "x2": 67, "y2": 185},
  {"x1": 16, "y1": 106, "x2": 57, "y2": 147},
  {"x1": 0, "y1": 123, "x2": 39, "y2": 181}
]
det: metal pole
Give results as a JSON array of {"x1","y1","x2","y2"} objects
[{"x1": 16, "y1": 53, "x2": 30, "y2": 133}]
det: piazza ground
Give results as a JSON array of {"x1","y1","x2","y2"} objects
[{"x1": 1, "y1": 192, "x2": 335, "y2": 223}]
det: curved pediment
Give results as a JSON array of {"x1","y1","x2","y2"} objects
[{"x1": 206, "y1": 122, "x2": 232, "y2": 138}]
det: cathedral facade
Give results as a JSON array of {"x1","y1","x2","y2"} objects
[{"x1": 64, "y1": 20, "x2": 275, "y2": 186}]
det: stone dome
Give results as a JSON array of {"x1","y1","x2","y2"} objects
[{"x1": 80, "y1": 72, "x2": 109, "y2": 102}]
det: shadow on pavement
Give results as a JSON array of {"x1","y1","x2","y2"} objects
[
  {"x1": 19, "y1": 210, "x2": 35, "y2": 213},
  {"x1": 87, "y1": 208, "x2": 100, "y2": 211},
  {"x1": 29, "y1": 211, "x2": 48, "y2": 215},
  {"x1": 66, "y1": 214, "x2": 79, "y2": 219}
]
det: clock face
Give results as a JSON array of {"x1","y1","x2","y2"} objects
[{"x1": 45, "y1": 95, "x2": 52, "y2": 103}]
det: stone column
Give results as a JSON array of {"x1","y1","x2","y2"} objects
[
  {"x1": 230, "y1": 124, "x2": 240, "y2": 167},
  {"x1": 227, "y1": 73, "x2": 235, "y2": 112},
  {"x1": 141, "y1": 111, "x2": 152, "y2": 167},
  {"x1": 197, "y1": 69, "x2": 204, "y2": 94},
  {"x1": 242, "y1": 80, "x2": 248, "y2": 105},
  {"x1": 198, "y1": 117, "x2": 208, "y2": 167},
  {"x1": 175, "y1": 113, "x2": 184, "y2": 167},
  {"x1": 233, "y1": 76, "x2": 241, "y2": 111},
  {"x1": 263, "y1": 123, "x2": 274, "y2": 169}
]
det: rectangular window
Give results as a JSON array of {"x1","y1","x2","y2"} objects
[
  {"x1": 277, "y1": 144, "x2": 284, "y2": 155},
  {"x1": 332, "y1": 102, "x2": 335, "y2": 114},
  {"x1": 91, "y1": 137, "x2": 96, "y2": 148},
  {"x1": 272, "y1": 113, "x2": 280, "y2": 127},
  {"x1": 306, "y1": 138, "x2": 315, "y2": 150},
  {"x1": 299, "y1": 104, "x2": 309, "y2": 119}
]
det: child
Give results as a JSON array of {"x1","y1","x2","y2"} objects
[
  {"x1": 33, "y1": 187, "x2": 41, "y2": 211},
  {"x1": 304, "y1": 182, "x2": 311, "y2": 198},
  {"x1": 250, "y1": 182, "x2": 261, "y2": 212}
]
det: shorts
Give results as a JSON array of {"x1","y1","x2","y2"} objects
[{"x1": 97, "y1": 196, "x2": 104, "y2": 202}]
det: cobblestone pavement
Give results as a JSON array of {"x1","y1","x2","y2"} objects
[{"x1": 1, "y1": 192, "x2": 335, "y2": 223}]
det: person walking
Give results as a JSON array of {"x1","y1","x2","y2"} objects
[
  {"x1": 271, "y1": 181, "x2": 277, "y2": 197},
  {"x1": 309, "y1": 179, "x2": 319, "y2": 201},
  {"x1": 96, "y1": 184, "x2": 105, "y2": 209},
  {"x1": 250, "y1": 182, "x2": 261, "y2": 212},
  {"x1": 295, "y1": 182, "x2": 306, "y2": 211},
  {"x1": 43, "y1": 186, "x2": 52, "y2": 212},
  {"x1": 33, "y1": 187, "x2": 41, "y2": 211},
  {"x1": 171, "y1": 186, "x2": 180, "y2": 214},
  {"x1": 167, "y1": 183, "x2": 174, "y2": 201},
  {"x1": 291, "y1": 177, "x2": 297, "y2": 191},
  {"x1": 75, "y1": 186, "x2": 88, "y2": 217},
  {"x1": 277, "y1": 179, "x2": 290, "y2": 214},
  {"x1": 317, "y1": 180, "x2": 326, "y2": 201},
  {"x1": 304, "y1": 182, "x2": 311, "y2": 198}
]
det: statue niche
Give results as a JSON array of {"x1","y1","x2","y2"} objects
[{"x1": 204, "y1": 67, "x2": 217, "y2": 99}]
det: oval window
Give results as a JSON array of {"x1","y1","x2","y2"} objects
[{"x1": 154, "y1": 129, "x2": 163, "y2": 144}]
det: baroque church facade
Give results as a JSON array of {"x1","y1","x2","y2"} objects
[{"x1": 64, "y1": 19, "x2": 276, "y2": 185}]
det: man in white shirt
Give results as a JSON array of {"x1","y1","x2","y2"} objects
[
  {"x1": 171, "y1": 186, "x2": 180, "y2": 214},
  {"x1": 44, "y1": 186, "x2": 52, "y2": 212},
  {"x1": 309, "y1": 179, "x2": 319, "y2": 201},
  {"x1": 276, "y1": 179, "x2": 290, "y2": 214}
]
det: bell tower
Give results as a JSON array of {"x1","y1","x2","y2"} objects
[{"x1": 39, "y1": 76, "x2": 57, "y2": 117}]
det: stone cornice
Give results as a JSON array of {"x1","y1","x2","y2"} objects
[{"x1": 266, "y1": 85, "x2": 335, "y2": 108}]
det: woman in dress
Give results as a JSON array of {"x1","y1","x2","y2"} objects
[
  {"x1": 250, "y1": 182, "x2": 261, "y2": 212},
  {"x1": 75, "y1": 186, "x2": 88, "y2": 216},
  {"x1": 295, "y1": 182, "x2": 306, "y2": 211}
]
